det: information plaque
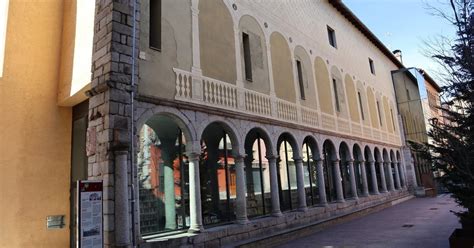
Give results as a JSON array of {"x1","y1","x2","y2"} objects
[{"x1": 78, "y1": 180, "x2": 103, "y2": 248}]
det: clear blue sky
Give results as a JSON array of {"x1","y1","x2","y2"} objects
[{"x1": 343, "y1": 0, "x2": 456, "y2": 80}]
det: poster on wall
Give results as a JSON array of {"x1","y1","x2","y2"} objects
[{"x1": 78, "y1": 180, "x2": 103, "y2": 248}]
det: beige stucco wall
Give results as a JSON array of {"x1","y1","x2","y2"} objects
[
  {"x1": 314, "y1": 56, "x2": 333, "y2": 114},
  {"x1": 0, "y1": 1, "x2": 71, "y2": 247},
  {"x1": 199, "y1": 0, "x2": 236, "y2": 85},
  {"x1": 270, "y1": 32, "x2": 296, "y2": 103},
  {"x1": 139, "y1": 0, "x2": 192, "y2": 99},
  {"x1": 344, "y1": 75, "x2": 360, "y2": 122},
  {"x1": 295, "y1": 46, "x2": 317, "y2": 108},
  {"x1": 239, "y1": 15, "x2": 270, "y2": 94}
]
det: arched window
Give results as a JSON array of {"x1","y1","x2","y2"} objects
[
  {"x1": 278, "y1": 140, "x2": 298, "y2": 211},
  {"x1": 302, "y1": 141, "x2": 319, "y2": 206},
  {"x1": 138, "y1": 121, "x2": 189, "y2": 235}
]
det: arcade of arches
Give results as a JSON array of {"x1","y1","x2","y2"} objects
[{"x1": 137, "y1": 113, "x2": 407, "y2": 236}]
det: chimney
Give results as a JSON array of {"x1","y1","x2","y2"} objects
[{"x1": 393, "y1": 49, "x2": 403, "y2": 64}]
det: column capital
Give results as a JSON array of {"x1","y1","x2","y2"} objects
[
  {"x1": 234, "y1": 154, "x2": 246, "y2": 163},
  {"x1": 186, "y1": 151, "x2": 200, "y2": 161},
  {"x1": 293, "y1": 156, "x2": 303, "y2": 163},
  {"x1": 348, "y1": 159, "x2": 355, "y2": 163},
  {"x1": 265, "y1": 155, "x2": 278, "y2": 162}
]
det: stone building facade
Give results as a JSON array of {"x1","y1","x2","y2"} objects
[
  {"x1": 0, "y1": 0, "x2": 418, "y2": 247},
  {"x1": 84, "y1": 0, "x2": 416, "y2": 247}
]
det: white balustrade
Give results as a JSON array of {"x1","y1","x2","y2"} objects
[
  {"x1": 174, "y1": 68, "x2": 193, "y2": 100},
  {"x1": 173, "y1": 68, "x2": 401, "y2": 146}
]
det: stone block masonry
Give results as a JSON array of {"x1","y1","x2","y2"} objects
[{"x1": 86, "y1": 0, "x2": 139, "y2": 247}]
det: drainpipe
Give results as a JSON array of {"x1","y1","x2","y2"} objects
[{"x1": 130, "y1": 0, "x2": 137, "y2": 246}]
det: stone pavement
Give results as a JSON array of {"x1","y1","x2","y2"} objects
[{"x1": 277, "y1": 194, "x2": 464, "y2": 248}]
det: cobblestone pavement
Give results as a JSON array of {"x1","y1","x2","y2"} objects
[{"x1": 277, "y1": 194, "x2": 464, "y2": 248}]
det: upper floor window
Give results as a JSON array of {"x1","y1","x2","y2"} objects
[
  {"x1": 369, "y1": 58, "x2": 375, "y2": 75},
  {"x1": 0, "y1": 0, "x2": 9, "y2": 77},
  {"x1": 327, "y1": 26, "x2": 337, "y2": 48},
  {"x1": 390, "y1": 108, "x2": 396, "y2": 131},
  {"x1": 242, "y1": 32, "x2": 253, "y2": 81},
  {"x1": 357, "y1": 91, "x2": 365, "y2": 120},
  {"x1": 376, "y1": 100, "x2": 382, "y2": 126},
  {"x1": 149, "y1": 0, "x2": 161, "y2": 50},
  {"x1": 333, "y1": 79, "x2": 340, "y2": 112},
  {"x1": 296, "y1": 60, "x2": 305, "y2": 100}
]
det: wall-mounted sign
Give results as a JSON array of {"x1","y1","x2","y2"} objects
[{"x1": 78, "y1": 180, "x2": 103, "y2": 248}]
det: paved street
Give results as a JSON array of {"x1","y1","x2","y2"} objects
[{"x1": 277, "y1": 194, "x2": 464, "y2": 248}]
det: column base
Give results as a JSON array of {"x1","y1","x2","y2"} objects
[
  {"x1": 236, "y1": 218, "x2": 250, "y2": 225},
  {"x1": 371, "y1": 191, "x2": 380, "y2": 195},
  {"x1": 361, "y1": 192, "x2": 370, "y2": 197},
  {"x1": 272, "y1": 211, "x2": 283, "y2": 217},
  {"x1": 380, "y1": 190, "x2": 388, "y2": 193},
  {"x1": 297, "y1": 206, "x2": 308, "y2": 212},
  {"x1": 336, "y1": 199, "x2": 345, "y2": 203},
  {"x1": 188, "y1": 226, "x2": 205, "y2": 233}
]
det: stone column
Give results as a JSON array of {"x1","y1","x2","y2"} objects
[
  {"x1": 369, "y1": 160, "x2": 379, "y2": 195},
  {"x1": 235, "y1": 155, "x2": 249, "y2": 224},
  {"x1": 347, "y1": 160, "x2": 358, "y2": 200},
  {"x1": 187, "y1": 152, "x2": 204, "y2": 232},
  {"x1": 316, "y1": 159, "x2": 328, "y2": 206},
  {"x1": 294, "y1": 157, "x2": 308, "y2": 211},
  {"x1": 394, "y1": 162, "x2": 401, "y2": 189},
  {"x1": 385, "y1": 162, "x2": 395, "y2": 191},
  {"x1": 115, "y1": 150, "x2": 131, "y2": 247},
  {"x1": 359, "y1": 160, "x2": 369, "y2": 197},
  {"x1": 160, "y1": 140, "x2": 177, "y2": 230},
  {"x1": 267, "y1": 155, "x2": 282, "y2": 216},
  {"x1": 333, "y1": 160, "x2": 345, "y2": 203},
  {"x1": 378, "y1": 161, "x2": 388, "y2": 193},
  {"x1": 399, "y1": 162, "x2": 406, "y2": 188}
]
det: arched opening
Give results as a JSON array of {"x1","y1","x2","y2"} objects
[
  {"x1": 374, "y1": 147, "x2": 384, "y2": 192},
  {"x1": 200, "y1": 122, "x2": 238, "y2": 226},
  {"x1": 353, "y1": 144, "x2": 364, "y2": 196},
  {"x1": 383, "y1": 148, "x2": 393, "y2": 190},
  {"x1": 339, "y1": 142, "x2": 353, "y2": 198},
  {"x1": 323, "y1": 140, "x2": 338, "y2": 202},
  {"x1": 364, "y1": 146, "x2": 375, "y2": 194},
  {"x1": 397, "y1": 151, "x2": 404, "y2": 187},
  {"x1": 390, "y1": 150, "x2": 399, "y2": 189},
  {"x1": 244, "y1": 128, "x2": 272, "y2": 218},
  {"x1": 137, "y1": 115, "x2": 191, "y2": 235},
  {"x1": 277, "y1": 133, "x2": 299, "y2": 211},
  {"x1": 302, "y1": 136, "x2": 320, "y2": 206}
]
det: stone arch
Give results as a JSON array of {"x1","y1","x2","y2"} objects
[
  {"x1": 366, "y1": 87, "x2": 379, "y2": 129},
  {"x1": 314, "y1": 56, "x2": 333, "y2": 114},
  {"x1": 136, "y1": 107, "x2": 197, "y2": 144},
  {"x1": 345, "y1": 74, "x2": 360, "y2": 122},
  {"x1": 302, "y1": 135, "x2": 321, "y2": 160},
  {"x1": 390, "y1": 150, "x2": 396, "y2": 162},
  {"x1": 199, "y1": 0, "x2": 236, "y2": 84},
  {"x1": 199, "y1": 120, "x2": 241, "y2": 156},
  {"x1": 353, "y1": 143, "x2": 364, "y2": 161},
  {"x1": 323, "y1": 139, "x2": 339, "y2": 202},
  {"x1": 330, "y1": 66, "x2": 347, "y2": 118},
  {"x1": 277, "y1": 131, "x2": 301, "y2": 211},
  {"x1": 364, "y1": 145, "x2": 374, "y2": 162},
  {"x1": 270, "y1": 32, "x2": 296, "y2": 102},
  {"x1": 239, "y1": 15, "x2": 270, "y2": 94},
  {"x1": 382, "y1": 148, "x2": 390, "y2": 162},
  {"x1": 374, "y1": 147, "x2": 383, "y2": 162},
  {"x1": 294, "y1": 45, "x2": 317, "y2": 108},
  {"x1": 196, "y1": 116, "x2": 242, "y2": 154},
  {"x1": 244, "y1": 126, "x2": 274, "y2": 156}
]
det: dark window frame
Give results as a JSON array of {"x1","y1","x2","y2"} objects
[
  {"x1": 242, "y1": 32, "x2": 253, "y2": 82},
  {"x1": 369, "y1": 58, "x2": 375, "y2": 74},
  {"x1": 327, "y1": 26, "x2": 337, "y2": 48},
  {"x1": 296, "y1": 60, "x2": 305, "y2": 100},
  {"x1": 357, "y1": 91, "x2": 365, "y2": 120},
  {"x1": 149, "y1": 0, "x2": 162, "y2": 51},
  {"x1": 333, "y1": 79, "x2": 340, "y2": 112},
  {"x1": 376, "y1": 100, "x2": 383, "y2": 126}
]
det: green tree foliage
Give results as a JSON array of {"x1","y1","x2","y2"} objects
[{"x1": 420, "y1": 0, "x2": 473, "y2": 221}]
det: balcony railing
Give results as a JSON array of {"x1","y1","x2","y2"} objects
[{"x1": 173, "y1": 68, "x2": 401, "y2": 145}]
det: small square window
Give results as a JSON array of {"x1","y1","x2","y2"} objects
[
  {"x1": 369, "y1": 58, "x2": 375, "y2": 74},
  {"x1": 327, "y1": 26, "x2": 337, "y2": 48}
]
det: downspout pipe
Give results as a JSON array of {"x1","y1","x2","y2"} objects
[{"x1": 130, "y1": 0, "x2": 137, "y2": 246}]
